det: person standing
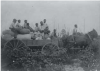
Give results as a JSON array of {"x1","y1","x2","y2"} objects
[
  {"x1": 43, "y1": 19, "x2": 48, "y2": 29},
  {"x1": 73, "y1": 24, "x2": 78, "y2": 35}
]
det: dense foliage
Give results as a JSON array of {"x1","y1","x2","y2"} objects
[{"x1": 1, "y1": 36, "x2": 100, "y2": 71}]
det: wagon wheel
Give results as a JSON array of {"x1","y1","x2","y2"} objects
[
  {"x1": 3, "y1": 38, "x2": 30, "y2": 63},
  {"x1": 41, "y1": 43, "x2": 59, "y2": 56}
]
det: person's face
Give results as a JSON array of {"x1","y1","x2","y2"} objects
[
  {"x1": 40, "y1": 22, "x2": 43, "y2": 26},
  {"x1": 13, "y1": 19, "x2": 16, "y2": 23},
  {"x1": 44, "y1": 19, "x2": 46, "y2": 23},
  {"x1": 36, "y1": 24, "x2": 38, "y2": 26},
  {"x1": 24, "y1": 20, "x2": 27, "y2": 23},
  {"x1": 18, "y1": 20, "x2": 21, "y2": 23},
  {"x1": 75, "y1": 25, "x2": 77, "y2": 28}
]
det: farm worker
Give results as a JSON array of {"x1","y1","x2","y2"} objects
[
  {"x1": 73, "y1": 24, "x2": 82, "y2": 42},
  {"x1": 24, "y1": 20, "x2": 28, "y2": 28},
  {"x1": 40, "y1": 21, "x2": 45, "y2": 37},
  {"x1": 43, "y1": 19, "x2": 48, "y2": 29},
  {"x1": 60, "y1": 29, "x2": 67, "y2": 37},
  {"x1": 35, "y1": 33, "x2": 43, "y2": 40},
  {"x1": 35, "y1": 23, "x2": 40, "y2": 32},
  {"x1": 9, "y1": 19, "x2": 17, "y2": 29},
  {"x1": 44, "y1": 26, "x2": 50, "y2": 35},
  {"x1": 16, "y1": 19, "x2": 21, "y2": 28},
  {"x1": 26, "y1": 23, "x2": 34, "y2": 32},
  {"x1": 51, "y1": 29, "x2": 57, "y2": 39},
  {"x1": 44, "y1": 26, "x2": 50, "y2": 39},
  {"x1": 9, "y1": 19, "x2": 18, "y2": 37},
  {"x1": 15, "y1": 19, "x2": 23, "y2": 33},
  {"x1": 73, "y1": 24, "x2": 78, "y2": 35},
  {"x1": 40, "y1": 21, "x2": 45, "y2": 32},
  {"x1": 73, "y1": 24, "x2": 82, "y2": 35}
]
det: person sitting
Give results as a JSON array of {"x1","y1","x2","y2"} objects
[
  {"x1": 24, "y1": 20, "x2": 28, "y2": 28},
  {"x1": 73, "y1": 24, "x2": 78, "y2": 35},
  {"x1": 39, "y1": 21, "x2": 45, "y2": 37},
  {"x1": 44, "y1": 26, "x2": 50, "y2": 39},
  {"x1": 26, "y1": 23, "x2": 34, "y2": 32},
  {"x1": 9, "y1": 19, "x2": 18, "y2": 37},
  {"x1": 35, "y1": 33, "x2": 43, "y2": 40},
  {"x1": 40, "y1": 21, "x2": 45, "y2": 33},
  {"x1": 16, "y1": 19, "x2": 21, "y2": 28},
  {"x1": 51, "y1": 29, "x2": 57, "y2": 37},
  {"x1": 35, "y1": 23, "x2": 40, "y2": 32},
  {"x1": 9, "y1": 19, "x2": 17, "y2": 29},
  {"x1": 51, "y1": 29, "x2": 57, "y2": 39}
]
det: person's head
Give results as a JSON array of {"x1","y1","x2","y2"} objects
[
  {"x1": 40, "y1": 21, "x2": 43, "y2": 26},
  {"x1": 44, "y1": 19, "x2": 46, "y2": 23},
  {"x1": 24, "y1": 20, "x2": 27, "y2": 23},
  {"x1": 13, "y1": 19, "x2": 17, "y2": 23},
  {"x1": 35, "y1": 23, "x2": 38, "y2": 27},
  {"x1": 18, "y1": 20, "x2": 21, "y2": 23},
  {"x1": 74, "y1": 24, "x2": 77, "y2": 28}
]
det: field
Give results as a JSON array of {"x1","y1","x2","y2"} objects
[{"x1": 1, "y1": 36, "x2": 100, "y2": 71}]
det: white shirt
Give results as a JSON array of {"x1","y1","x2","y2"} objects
[
  {"x1": 10, "y1": 22, "x2": 16, "y2": 28},
  {"x1": 72, "y1": 27, "x2": 81, "y2": 35},
  {"x1": 73, "y1": 28, "x2": 77, "y2": 34},
  {"x1": 40, "y1": 22, "x2": 48, "y2": 30},
  {"x1": 35, "y1": 26, "x2": 40, "y2": 32},
  {"x1": 44, "y1": 22, "x2": 48, "y2": 28},
  {"x1": 24, "y1": 23, "x2": 27, "y2": 28},
  {"x1": 16, "y1": 23, "x2": 21, "y2": 27},
  {"x1": 40, "y1": 25, "x2": 45, "y2": 30}
]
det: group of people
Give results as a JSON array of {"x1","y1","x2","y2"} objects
[
  {"x1": 9, "y1": 19, "x2": 35, "y2": 33},
  {"x1": 9, "y1": 18, "x2": 53, "y2": 40},
  {"x1": 9, "y1": 18, "x2": 81, "y2": 40}
]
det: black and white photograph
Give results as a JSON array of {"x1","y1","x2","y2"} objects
[{"x1": 1, "y1": 1, "x2": 100, "y2": 71}]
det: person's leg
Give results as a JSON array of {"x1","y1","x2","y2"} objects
[{"x1": 10, "y1": 28, "x2": 18, "y2": 38}]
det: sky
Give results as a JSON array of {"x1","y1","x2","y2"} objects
[{"x1": 1, "y1": 1, "x2": 100, "y2": 35}]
